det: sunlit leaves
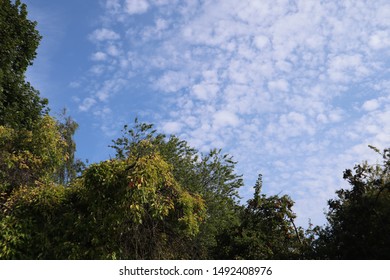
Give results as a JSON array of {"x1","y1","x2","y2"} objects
[{"x1": 0, "y1": 116, "x2": 67, "y2": 191}]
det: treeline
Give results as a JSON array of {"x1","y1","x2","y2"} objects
[{"x1": 1, "y1": 0, "x2": 390, "y2": 260}]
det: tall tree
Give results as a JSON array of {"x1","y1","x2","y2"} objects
[
  {"x1": 313, "y1": 146, "x2": 390, "y2": 259},
  {"x1": 110, "y1": 119, "x2": 243, "y2": 258},
  {"x1": 54, "y1": 109, "x2": 85, "y2": 185},
  {"x1": 0, "y1": 115, "x2": 67, "y2": 196},
  {"x1": 215, "y1": 174, "x2": 307, "y2": 259},
  {"x1": 0, "y1": 0, "x2": 48, "y2": 129}
]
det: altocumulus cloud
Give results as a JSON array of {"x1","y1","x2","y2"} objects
[
  {"x1": 74, "y1": 0, "x2": 390, "y2": 226},
  {"x1": 89, "y1": 28, "x2": 120, "y2": 41}
]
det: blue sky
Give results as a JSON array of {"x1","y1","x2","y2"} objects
[{"x1": 23, "y1": 0, "x2": 390, "y2": 227}]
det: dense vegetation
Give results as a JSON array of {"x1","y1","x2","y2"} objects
[{"x1": 1, "y1": 0, "x2": 389, "y2": 259}]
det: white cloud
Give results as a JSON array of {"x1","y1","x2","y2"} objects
[
  {"x1": 362, "y1": 99, "x2": 380, "y2": 111},
  {"x1": 327, "y1": 54, "x2": 369, "y2": 83},
  {"x1": 375, "y1": 4, "x2": 390, "y2": 27},
  {"x1": 162, "y1": 121, "x2": 182, "y2": 134},
  {"x1": 155, "y1": 71, "x2": 191, "y2": 93},
  {"x1": 89, "y1": 65, "x2": 105, "y2": 75},
  {"x1": 89, "y1": 28, "x2": 120, "y2": 41},
  {"x1": 266, "y1": 112, "x2": 315, "y2": 140},
  {"x1": 93, "y1": 106, "x2": 112, "y2": 117},
  {"x1": 213, "y1": 110, "x2": 240, "y2": 128},
  {"x1": 125, "y1": 0, "x2": 149, "y2": 15},
  {"x1": 96, "y1": 78, "x2": 126, "y2": 101},
  {"x1": 91, "y1": 52, "x2": 108, "y2": 61},
  {"x1": 79, "y1": 97, "x2": 97, "y2": 112},
  {"x1": 107, "y1": 45, "x2": 121, "y2": 57},
  {"x1": 268, "y1": 79, "x2": 289, "y2": 92},
  {"x1": 191, "y1": 83, "x2": 219, "y2": 101},
  {"x1": 327, "y1": 109, "x2": 344, "y2": 123},
  {"x1": 253, "y1": 35, "x2": 270, "y2": 49},
  {"x1": 369, "y1": 31, "x2": 390, "y2": 50},
  {"x1": 141, "y1": 18, "x2": 169, "y2": 40},
  {"x1": 69, "y1": 81, "x2": 81, "y2": 89}
]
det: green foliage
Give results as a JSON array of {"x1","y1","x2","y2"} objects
[
  {"x1": 0, "y1": 144, "x2": 205, "y2": 259},
  {"x1": 0, "y1": 184, "x2": 69, "y2": 259},
  {"x1": 54, "y1": 109, "x2": 85, "y2": 185},
  {"x1": 313, "y1": 146, "x2": 390, "y2": 259},
  {"x1": 0, "y1": 115, "x2": 67, "y2": 192},
  {"x1": 0, "y1": 115, "x2": 69, "y2": 247},
  {"x1": 0, "y1": 0, "x2": 48, "y2": 130},
  {"x1": 111, "y1": 119, "x2": 243, "y2": 258},
  {"x1": 215, "y1": 174, "x2": 307, "y2": 259}
]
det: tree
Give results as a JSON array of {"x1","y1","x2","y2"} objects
[
  {"x1": 0, "y1": 115, "x2": 67, "y2": 192},
  {"x1": 110, "y1": 119, "x2": 244, "y2": 258},
  {"x1": 54, "y1": 109, "x2": 85, "y2": 185},
  {"x1": 0, "y1": 141, "x2": 205, "y2": 259},
  {"x1": 0, "y1": 115, "x2": 69, "y2": 239},
  {"x1": 215, "y1": 174, "x2": 307, "y2": 259},
  {"x1": 313, "y1": 146, "x2": 390, "y2": 259},
  {"x1": 0, "y1": 0, "x2": 48, "y2": 130}
]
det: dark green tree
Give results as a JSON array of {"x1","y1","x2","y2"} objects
[
  {"x1": 313, "y1": 146, "x2": 390, "y2": 259},
  {"x1": 0, "y1": 0, "x2": 48, "y2": 130},
  {"x1": 215, "y1": 174, "x2": 307, "y2": 259}
]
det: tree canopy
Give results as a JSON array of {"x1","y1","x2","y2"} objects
[
  {"x1": 213, "y1": 174, "x2": 308, "y2": 259},
  {"x1": 0, "y1": 0, "x2": 48, "y2": 130},
  {"x1": 312, "y1": 147, "x2": 390, "y2": 259},
  {"x1": 1, "y1": 145, "x2": 205, "y2": 259},
  {"x1": 110, "y1": 120, "x2": 244, "y2": 259}
]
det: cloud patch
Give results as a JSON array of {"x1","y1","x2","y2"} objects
[
  {"x1": 124, "y1": 0, "x2": 149, "y2": 15},
  {"x1": 89, "y1": 28, "x2": 120, "y2": 41}
]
